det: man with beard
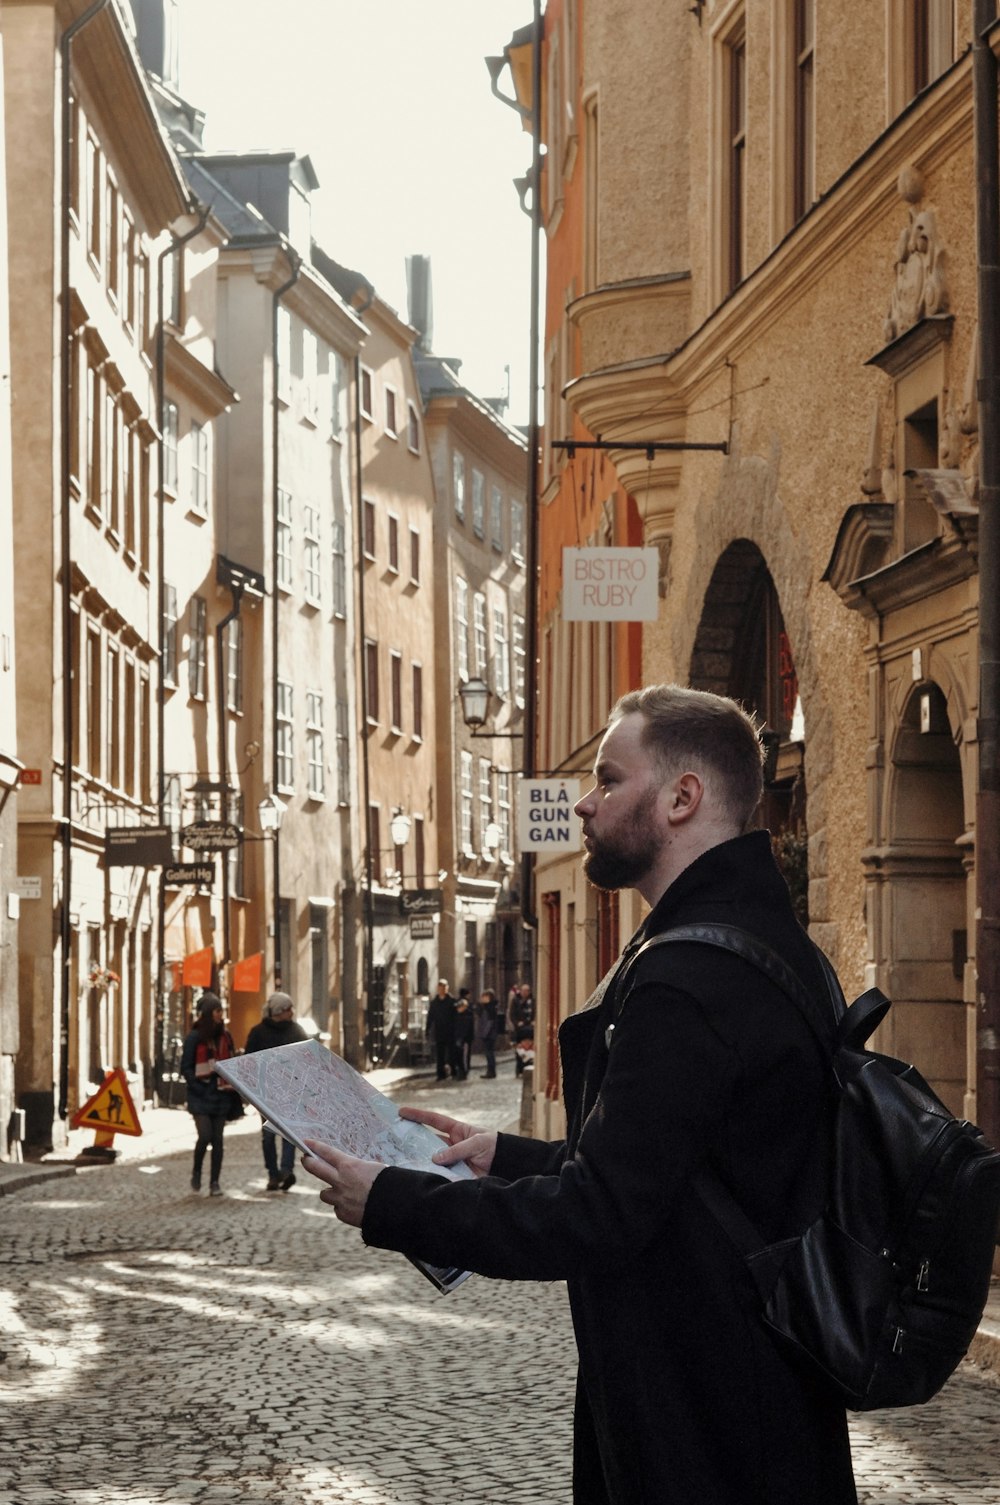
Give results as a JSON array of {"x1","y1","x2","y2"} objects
[{"x1": 302, "y1": 685, "x2": 857, "y2": 1505}]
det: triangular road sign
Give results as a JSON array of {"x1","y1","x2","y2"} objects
[{"x1": 71, "y1": 1068, "x2": 142, "y2": 1137}]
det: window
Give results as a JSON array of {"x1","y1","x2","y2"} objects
[
  {"x1": 189, "y1": 595, "x2": 207, "y2": 699},
  {"x1": 330, "y1": 352, "x2": 343, "y2": 439},
  {"x1": 390, "y1": 651, "x2": 403, "y2": 731},
  {"x1": 455, "y1": 576, "x2": 470, "y2": 681},
  {"x1": 584, "y1": 93, "x2": 599, "y2": 291},
  {"x1": 409, "y1": 526, "x2": 421, "y2": 585},
  {"x1": 360, "y1": 365, "x2": 374, "y2": 420},
  {"x1": 105, "y1": 177, "x2": 120, "y2": 301},
  {"x1": 164, "y1": 244, "x2": 182, "y2": 328},
  {"x1": 226, "y1": 617, "x2": 243, "y2": 713},
  {"x1": 277, "y1": 487, "x2": 293, "y2": 591},
  {"x1": 302, "y1": 329, "x2": 319, "y2": 420},
  {"x1": 724, "y1": 19, "x2": 747, "y2": 294},
  {"x1": 472, "y1": 469, "x2": 486, "y2": 538},
  {"x1": 277, "y1": 306, "x2": 292, "y2": 403},
  {"x1": 277, "y1": 680, "x2": 294, "y2": 790},
  {"x1": 363, "y1": 497, "x2": 376, "y2": 560},
  {"x1": 87, "y1": 133, "x2": 101, "y2": 266},
  {"x1": 123, "y1": 213, "x2": 137, "y2": 332},
  {"x1": 123, "y1": 424, "x2": 137, "y2": 556},
  {"x1": 513, "y1": 613, "x2": 526, "y2": 707},
  {"x1": 493, "y1": 604, "x2": 510, "y2": 696},
  {"x1": 490, "y1": 485, "x2": 503, "y2": 550},
  {"x1": 309, "y1": 904, "x2": 329, "y2": 1021},
  {"x1": 388, "y1": 513, "x2": 400, "y2": 573},
  {"x1": 190, "y1": 421, "x2": 209, "y2": 516},
  {"x1": 163, "y1": 402, "x2": 179, "y2": 494},
  {"x1": 139, "y1": 673, "x2": 151, "y2": 803},
  {"x1": 163, "y1": 584, "x2": 178, "y2": 687},
  {"x1": 87, "y1": 627, "x2": 102, "y2": 774},
  {"x1": 106, "y1": 642, "x2": 120, "y2": 788},
  {"x1": 511, "y1": 499, "x2": 526, "y2": 563},
  {"x1": 124, "y1": 656, "x2": 137, "y2": 796},
  {"x1": 106, "y1": 395, "x2": 123, "y2": 536},
  {"x1": 385, "y1": 385, "x2": 398, "y2": 437},
  {"x1": 453, "y1": 450, "x2": 466, "y2": 521},
  {"x1": 407, "y1": 400, "x2": 420, "y2": 453},
  {"x1": 909, "y1": 0, "x2": 954, "y2": 99},
  {"x1": 459, "y1": 750, "x2": 474, "y2": 852},
  {"x1": 368, "y1": 804, "x2": 382, "y2": 884},
  {"x1": 497, "y1": 770, "x2": 512, "y2": 856},
  {"x1": 793, "y1": 0, "x2": 815, "y2": 224},
  {"x1": 336, "y1": 698, "x2": 351, "y2": 804},
  {"x1": 332, "y1": 519, "x2": 347, "y2": 616},
  {"x1": 306, "y1": 690, "x2": 325, "y2": 798},
  {"x1": 138, "y1": 439, "x2": 151, "y2": 573},
  {"x1": 473, "y1": 592, "x2": 488, "y2": 675},
  {"x1": 479, "y1": 757, "x2": 493, "y2": 853},
  {"x1": 413, "y1": 814, "x2": 425, "y2": 884},
  {"x1": 364, "y1": 639, "x2": 379, "y2": 723},
  {"x1": 412, "y1": 662, "x2": 423, "y2": 740},
  {"x1": 304, "y1": 505, "x2": 321, "y2": 604}
]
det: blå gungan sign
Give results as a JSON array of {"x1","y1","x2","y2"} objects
[
  {"x1": 562, "y1": 547, "x2": 659, "y2": 621},
  {"x1": 517, "y1": 779, "x2": 582, "y2": 853}
]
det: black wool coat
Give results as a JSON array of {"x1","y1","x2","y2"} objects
[{"x1": 363, "y1": 832, "x2": 858, "y2": 1505}]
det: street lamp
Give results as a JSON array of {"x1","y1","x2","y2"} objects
[
  {"x1": 258, "y1": 792, "x2": 286, "y2": 835},
  {"x1": 389, "y1": 807, "x2": 412, "y2": 847},
  {"x1": 457, "y1": 677, "x2": 523, "y2": 739}
]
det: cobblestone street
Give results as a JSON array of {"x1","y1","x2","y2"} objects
[{"x1": 0, "y1": 1065, "x2": 997, "y2": 1504}]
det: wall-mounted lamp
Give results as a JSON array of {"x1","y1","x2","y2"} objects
[
  {"x1": 258, "y1": 792, "x2": 287, "y2": 835},
  {"x1": 458, "y1": 677, "x2": 523, "y2": 740},
  {"x1": 389, "y1": 807, "x2": 412, "y2": 847}
]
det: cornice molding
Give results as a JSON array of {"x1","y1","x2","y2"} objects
[{"x1": 164, "y1": 332, "x2": 238, "y2": 417}]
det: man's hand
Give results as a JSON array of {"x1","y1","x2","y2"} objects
[
  {"x1": 301, "y1": 1140, "x2": 383, "y2": 1226},
  {"x1": 398, "y1": 1106, "x2": 498, "y2": 1178}
]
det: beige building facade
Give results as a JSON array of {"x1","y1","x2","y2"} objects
[{"x1": 522, "y1": 0, "x2": 987, "y2": 1129}]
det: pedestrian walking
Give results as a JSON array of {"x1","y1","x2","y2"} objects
[
  {"x1": 244, "y1": 991, "x2": 307, "y2": 1190},
  {"x1": 451, "y1": 988, "x2": 474, "y2": 1080},
  {"x1": 426, "y1": 979, "x2": 457, "y2": 1080},
  {"x1": 180, "y1": 992, "x2": 239, "y2": 1197},
  {"x1": 473, "y1": 987, "x2": 499, "y2": 1078},
  {"x1": 303, "y1": 684, "x2": 859, "y2": 1504}
]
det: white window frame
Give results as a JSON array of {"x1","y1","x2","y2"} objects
[
  {"x1": 360, "y1": 365, "x2": 375, "y2": 421},
  {"x1": 497, "y1": 770, "x2": 513, "y2": 858},
  {"x1": 471, "y1": 469, "x2": 486, "y2": 538},
  {"x1": 453, "y1": 450, "x2": 466, "y2": 521},
  {"x1": 163, "y1": 401, "x2": 179, "y2": 495},
  {"x1": 384, "y1": 384, "x2": 398, "y2": 438},
  {"x1": 459, "y1": 750, "x2": 474, "y2": 854},
  {"x1": 276, "y1": 679, "x2": 294, "y2": 791},
  {"x1": 331, "y1": 518, "x2": 347, "y2": 617},
  {"x1": 511, "y1": 498, "x2": 526, "y2": 563},
  {"x1": 513, "y1": 613, "x2": 526, "y2": 707},
  {"x1": 455, "y1": 576, "x2": 470, "y2": 681},
  {"x1": 478, "y1": 757, "x2": 493, "y2": 853},
  {"x1": 493, "y1": 603, "x2": 510, "y2": 696},
  {"x1": 304, "y1": 504, "x2": 322, "y2": 605},
  {"x1": 277, "y1": 487, "x2": 293, "y2": 592},
  {"x1": 306, "y1": 689, "x2": 325, "y2": 799},
  {"x1": 473, "y1": 592, "x2": 488, "y2": 676},
  {"x1": 490, "y1": 484, "x2": 503, "y2": 550},
  {"x1": 190, "y1": 420, "x2": 209, "y2": 517},
  {"x1": 407, "y1": 399, "x2": 421, "y2": 453}
]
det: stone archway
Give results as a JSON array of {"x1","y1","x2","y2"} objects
[
  {"x1": 878, "y1": 681, "x2": 966, "y2": 1114},
  {"x1": 690, "y1": 540, "x2": 807, "y2": 918}
]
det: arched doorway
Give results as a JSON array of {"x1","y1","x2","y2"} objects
[
  {"x1": 880, "y1": 682, "x2": 966, "y2": 1113},
  {"x1": 690, "y1": 541, "x2": 807, "y2": 921}
]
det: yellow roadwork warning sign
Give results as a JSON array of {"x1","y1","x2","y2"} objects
[{"x1": 71, "y1": 1068, "x2": 142, "y2": 1142}]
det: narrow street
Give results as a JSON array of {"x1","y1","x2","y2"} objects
[{"x1": 0, "y1": 1064, "x2": 996, "y2": 1505}]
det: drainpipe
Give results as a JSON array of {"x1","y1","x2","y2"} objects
[
  {"x1": 271, "y1": 251, "x2": 301, "y2": 987},
  {"x1": 520, "y1": 0, "x2": 543, "y2": 947},
  {"x1": 58, "y1": 0, "x2": 110, "y2": 1122},
  {"x1": 354, "y1": 351, "x2": 376, "y2": 1065},
  {"x1": 154, "y1": 201, "x2": 210, "y2": 1093},
  {"x1": 973, "y1": 0, "x2": 1000, "y2": 1150}
]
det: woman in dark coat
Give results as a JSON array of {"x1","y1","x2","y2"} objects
[{"x1": 180, "y1": 992, "x2": 237, "y2": 1196}]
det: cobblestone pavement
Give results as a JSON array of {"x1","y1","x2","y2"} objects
[{"x1": 0, "y1": 1063, "x2": 998, "y2": 1504}]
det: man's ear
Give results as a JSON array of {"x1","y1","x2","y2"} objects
[{"x1": 666, "y1": 771, "x2": 704, "y2": 825}]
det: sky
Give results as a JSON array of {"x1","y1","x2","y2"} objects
[{"x1": 175, "y1": 0, "x2": 536, "y2": 424}]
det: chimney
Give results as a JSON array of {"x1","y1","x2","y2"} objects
[{"x1": 406, "y1": 254, "x2": 434, "y2": 352}]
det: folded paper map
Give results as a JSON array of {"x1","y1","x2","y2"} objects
[{"x1": 216, "y1": 1039, "x2": 472, "y2": 1293}]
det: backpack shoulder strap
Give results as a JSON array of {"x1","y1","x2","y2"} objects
[{"x1": 625, "y1": 921, "x2": 844, "y2": 1048}]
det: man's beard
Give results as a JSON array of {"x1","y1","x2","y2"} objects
[{"x1": 582, "y1": 786, "x2": 661, "y2": 891}]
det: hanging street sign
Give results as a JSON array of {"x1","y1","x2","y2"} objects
[
  {"x1": 517, "y1": 779, "x2": 582, "y2": 852},
  {"x1": 163, "y1": 861, "x2": 215, "y2": 888},
  {"x1": 562, "y1": 547, "x2": 660, "y2": 621},
  {"x1": 104, "y1": 824, "x2": 174, "y2": 868},
  {"x1": 181, "y1": 821, "x2": 242, "y2": 852}
]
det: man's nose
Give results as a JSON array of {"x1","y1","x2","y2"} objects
[{"x1": 575, "y1": 786, "x2": 595, "y2": 817}]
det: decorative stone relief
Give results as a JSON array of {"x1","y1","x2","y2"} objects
[
  {"x1": 882, "y1": 445, "x2": 899, "y2": 506},
  {"x1": 884, "y1": 187, "x2": 950, "y2": 343},
  {"x1": 959, "y1": 329, "x2": 979, "y2": 436},
  {"x1": 940, "y1": 401, "x2": 962, "y2": 470},
  {"x1": 861, "y1": 400, "x2": 884, "y2": 497}
]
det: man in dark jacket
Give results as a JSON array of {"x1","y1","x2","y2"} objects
[
  {"x1": 425, "y1": 980, "x2": 457, "y2": 1080},
  {"x1": 302, "y1": 685, "x2": 858, "y2": 1504},
  {"x1": 245, "y1": 991, "x2": 307, "y2": 1190}
]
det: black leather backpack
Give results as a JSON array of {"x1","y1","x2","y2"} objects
[{"x1": 620, "y1": 922, "x2": 1000, "y2": 1411}]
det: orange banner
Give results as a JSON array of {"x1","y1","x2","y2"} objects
[
  {"x1": 181, "y1": 946, "x2": 214, "y2": 988},
  {"x1": 231, "y1": 952, "x2": 262, "y2": 993}
]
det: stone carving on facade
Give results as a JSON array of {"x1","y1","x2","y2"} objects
[
  {"x1": 959, "y1": 328, "x2": 979, "y2": 435},
  {"x1": 884, "y1": 196, "x2": 950, "y2": 343},
  {"x1": 882, "y1": 445, "x2": 899, "y2": 506},
  {"x1": 940, "y1": 401, "x2": 963, "y2": 470},
  {"x1": 861, "y1": 400, "x2": 884, "y2": 497}
]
